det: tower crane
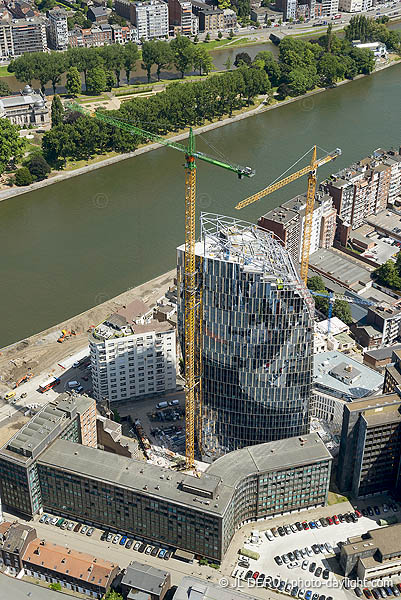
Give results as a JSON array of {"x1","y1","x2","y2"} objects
[
  {"x1": 235, "y1": 146, "x2": 341, "y2": 284},
  {"x1": 66, "y1": 101, "x2": 255, "y2": 469}
]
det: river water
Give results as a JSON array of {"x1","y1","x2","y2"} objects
[{"x1": 1, "y1": 59, "x2": 401, "y2": 345}]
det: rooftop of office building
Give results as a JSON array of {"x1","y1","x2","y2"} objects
[
  {"x1": 121, "y1": 561, "x2": 169, "y2": 594},
  {"x1": 37, "y1": 433, "x2": 330, "y2": 516},
  {"x1": 313, "y1": 351, "x2": 384, "y2": 400},
  {"x1": 308, "y1": 248, "x2": 373, "y2": 292},
  {"x1": 344, "y1": 393, "x2": 400, "y2": 413},
  {"x1": 0, "y1": 394, "x2": 93, "y2": 465},
  {"x1": 342, "y1": 523, "x2": 401, "y2": 559},
  {"x1": 180, "y1": 213, "x2": 301, "y2": 284}
]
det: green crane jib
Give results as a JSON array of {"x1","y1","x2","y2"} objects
[
  {"x1": 66, "y1": 100, "x2": 254, "y2": 469},
  {"x1": 65, "y1": 101, "x2": 255, "y2": 179}
]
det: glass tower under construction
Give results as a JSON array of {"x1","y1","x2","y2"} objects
[{"x1": 177, "y1": 213, "x2": 314, "y2": 462}]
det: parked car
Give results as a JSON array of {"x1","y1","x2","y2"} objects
[
  {"x1": 294, "y1": 550, "x2": 302, "y2": 560},
  {"x1": 305, "y1": 592, "x2": 312, "y2": 600},
  {"x1": 309, "y1": 562, "x2": 316, "y2": 573},
  {"x1": 315, "y1": 567, "x2": 322, "y2": 578},
  {"x1": 67, "y1": 522, "x2": 75, "y2": 531},
  {"x1": 355, "y1": 588, "x2": 363, "y2": 597},
  {"x1": 333, "y1": 515, "x2": 339, "y2": 524},
  {"x1": 159, "y1": 549, "x2": 166, "y2": 558},
  {"x1": 138, "y1": 542, "x2": 146, "y2": 553},
  {"x1": 290, "y1": 524, "x2": 298, "y2": 533},
  {"x1": 51, "y1": 517, "x2": 58, "y2": 525},
  {"x1": 145, "y1": 545, "x2": 153, "y2": 554},
  {"x1": 86, "y1": 528, "x2": 94, "y2": 536},
  {"x1": 74, "y1": 523, "x2": 81, "y2": 533},
  {"x1": 292, "y1": 587, "x2": 299, "y2": 597},
  {"x1": 244, "y1": 571, "x2": 253, "y2": 580},
  {"x1": 367, "y1": 506, "x2": 374, "y2": 516},
  {"x1": 325, "y1": 542, "x2": 333, "y2": 553},
  {"x1": 100, "y1": 531, "x2": 108, "y2": 541},
  {"x1": 306, "y1": 547, "x2": 313, "y2": 557},
  {"x1": 61, "y1": 521, "x2": 69, "y2": 530},
  {"x1": 302, "y1": 521, "x2": 309, "y2": 530},
  {"x1": 252, "y1": 571, "x2": 260, "y2": 580},
  {"x1": 39, "y1": 514, "x2": 48, "y2": 523},
  {"x1": 327, "y1": 516, "x2": 334, "y2": 525},
  {"x1": 372, "y1": 590, "x2": 380, "y2": 599},
  {"x1": 362, "y1": 509, "x2": 368, "y2": 517},
  {"x1": 302, "y1": 560, "x2": 309, "y2": 570},
  {"x1": 309, "y1": 521, "x2": 317, "y2": 529},
  {"x1": 391, "y1": 589, "x2": 399, "y2": 598},
  {"x1": 107, "y1": 533, "x2": 113, "y2": 542},
  {"x1": 312, "y1": 545, "x2": 320, "y2": 555},
  {"x1": 164, "y1": 551, "x2": 171, "y2": 560},
  {"x1": 374, "y1": 506, "x2": 381, "y2": 515},
  {"x1": 133, "y1": 542, "x2": 141, "y2": 551},
  {"x1": 112, "y1": 535, "x2": 120, "y2": 544},
  {"x1": 288, "y1": 562, "x2": 299, "y2": 570},
  {"x1": 278, "y1": 526, "x2": 286, "y2": 536},
  {"x1": 323, "y1": 570, "x2": 329, "y2": 580},
  {"x1": 295, "y1": 522, "x2": 303, "y2": 531},
  {"x1": 80, "y1": 525, "x2": 88, "y2": 535},
  {"x1": 274, "y1": 556, "x2": 283, "y2": 566},
  {"x1": 355, "y1": 509, "x2": 362, "y2": 518},
  {"x1": 265, "y1": 530, "x2": 274, "y2": 541},
  {"x1": 151, "y1": 546, "x2": 159, "y2": 556},
  {"x1": 284, "y1": 525, "x2": 292, "y2": 535},
  {"x1": 271, "y1": 527, "x2": 279, "y2": 537}
]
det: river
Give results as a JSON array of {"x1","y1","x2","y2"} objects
[{"x1": 1, "y1": 59, "x2": 401, "y2": 346}]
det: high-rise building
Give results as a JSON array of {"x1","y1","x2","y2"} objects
[
  {"x1": 177, "y1": 213, "x2": 314, "y2": 461},
  {"x1": 90, "y1": 299, "x2": 176, "y2": 404},
  {"x1": 320, "y1": 0, "x2": 339, "y2": 16},
  {"x1": 131, "y1": 0, "x2": 169, "y2": 40},
  {"x1": 337, "y1": 393, "x2": 401, "y2": 497},
  {"x1": 47, "y1": 7, "x2": 68, "y2": 50}
]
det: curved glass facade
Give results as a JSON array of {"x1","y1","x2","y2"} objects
[{"x1": 177, "y1": 213, "x2": 314, "y2": 461}]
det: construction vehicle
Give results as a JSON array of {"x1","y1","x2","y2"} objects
[
  {"x1": 235, "y1": 146, "x2": 341, "y2": 284},
  {"x1": 13, "y1": 372, "x2": 33, "y2": 389},
  {"x1": 65, "y1": 101, "x2": 254, "y2": 469},
  {"x1": 4, "y1": 391, "x2": 16, "y2": 401},
  {"x1": 57, "y1": 329, "x2": 76, "y2": 343}
]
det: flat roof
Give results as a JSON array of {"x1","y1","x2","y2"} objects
[
  {"x1": 343, "y1": 523, "x2": 401, "y2": 558},
  {"x1": 364, "y1": 344, "x2": 401, "y2": 361},
  {"x1": 308, "y1": 248, "x2": 373, "y2": 290},
  {"x1": 38, "y1": 434, "x2": 331, "y2": 517},
  {"x1": 363, "y1": 403, "x2": 401, "y2": 427},
  {"x1": 366, "y1": 211, "x2": 401, "y2": 237},
  {"x1": 345, "y1": 393, "x2": 400, "y2": 413},
  {"x1": 174, "y1": 576, "x2": 261, "y2": 600},
  {"x1": 313, "y1": 351, "x2": 383, "y2": 399}
]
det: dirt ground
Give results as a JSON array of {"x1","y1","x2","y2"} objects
[{"x1": 0, "y1": 269, "x2": 176, "y2": 388}]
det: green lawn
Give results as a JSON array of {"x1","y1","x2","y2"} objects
[
  {"x1": 327, "y1": 491, "x2": 349, "y2": 506},
  {"x1": 0, "y1": 65, "x2": 10, "y2": 78}
]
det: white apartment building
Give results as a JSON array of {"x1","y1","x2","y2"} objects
[
  {"x1": 11, "y1": 17, "x2": 47, "y2": 55},
  {"x1": 47, "y1": 8, "x2": 68, "y2": 50},
  {"x1": 339, "y1": 0, "x2": 370, "y2": 11},
  {"x1": 321, "y1": 0, "x2": 339, "y2": 17},
  {"x1": 90, "y1": 299, "x2": 177, "y2": 403},
  {"x1": 131, "y1": 0, "x2": 169, "y2": 40},
  {"x1": 0, "y1": 21, "x2": 13, "y2": 60}
]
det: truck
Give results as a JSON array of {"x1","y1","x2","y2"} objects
[{"x1": 4, "y1": 391, "x2": 16, "y2": 401}]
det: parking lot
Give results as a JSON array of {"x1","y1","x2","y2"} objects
[{"x1": 230, "y1": 504, "x2": 401, "y2": 600}]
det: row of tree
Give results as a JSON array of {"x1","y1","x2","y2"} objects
[{"x1": 41, "y1": 66, "x2": 270, "y2": 167}]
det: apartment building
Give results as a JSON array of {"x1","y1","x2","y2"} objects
[
  {"x1": 115, "y1": 0, "x2": 134, "y2": 21},
  {"x1": 258, "y1": 192, "x2": 336, "y2": 264},
  {"x1": 197, "y1": 7, "x2": 224, "y2": 32},
  {"x1": 340, "y1": 524, "x2": 401, "y2": 580},
  {"x1": 0, "y1": 521, "x2": 37, "y2": 576},
  {"x1": 0, "y1": 395, "x2": 96, "y2": 517},
  {"x1": 111, "y1": 24, "x2": 138, "y2": 44},
  {"x1": 36, "y1": 433, "x2": 331, "y2": 561},
  {"x1": 11, "y1": 17, "x2": 47, "y2": 54},
  {"x1": 69, "y1": 24, "x2": 112, "y2": 47},
  {"x1": 168, "y1": 0, "x2": 192, "y2": 35},
  {"x1": 0, "y1": 20, "x2": 14, "y2": 59},
  {"x1": 90, "y1": 299, "x2": 176, "y2": 404},
  {"x1": 22, "y1": 539, "x2": 119, "y2": 598},
  {"x1": 363, "y1": 305, "x2": 401, "y2": 347},
  {"x1": 321, "y1": 0, "x2": 339, "y2": 16},
  {"x1": 47, "y1": 7, "x2": 68, "y2": 50},
  {"x1": 131, "y1": 0, "x2": 169, "y2": 40},
  {"x1": 337, "y1": 393, "x2": 401, "y2": 497}
]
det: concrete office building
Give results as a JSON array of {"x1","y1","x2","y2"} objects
[
  {"x1": 0, "y1": 395, "x2": 96, "y2": 517},
  {"x1": 337, "y1": 394, "x2": 401, "y2": 497},
  {"x1": 177, "y1": 213, "x2": 314, "y2": 460},
  {"x1": 131, "y1": 0, "x2": 169, "y2": 40},
  {"x1": 340, "y1": 524, "x2": 401, "y2": 579},
  {"x1": 90, "y1": 299, "x2": 176, "y2": 404},
  {"x1": 36, "y1": 433, "x2": 331, "y2": 562},
  {"x1": 47, "y1": 7, "x2": 68, "y2": 50}
]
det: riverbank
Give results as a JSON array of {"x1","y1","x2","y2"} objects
[
  {"x1": 2, "y1": 56, "x2": 399, "y2": 203},
  {"x1": 0, "y1": 268, "x2": 176, "y2": 388}
]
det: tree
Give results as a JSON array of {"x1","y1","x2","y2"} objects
[
  {"x1": 194, "y1": 35, "x2": 199, "y2": 43},
  {"x1": 49, "y1": 583, "x2": 62, "y2": 591},
  {"x1": 99, "y1": 44, "x2": 124, "y2": 87},
  {"x1": 255, "y1": 50, "x2": 281, "y2": 85},
  {"x1": 14, "y1": 167, "x2": 33, "y2": 186},
  {"x1": 66, "y1": 66, "x2": 82, "y2": 97},
  {"x1": 205, "y1": 33, "x2": 211, "y2": 42},
  {"x1": 318, "y1": 53, "x2": 345, "y2": 85},
  {"x1": 287, "y1": 67, "x2": 312, "y2": 96},
  {"x1": 86, "y1": 65, "x2": 107, "y2": 95},
  {"x1": 26, "y1": 153, "x2": 51, "y2": 180},
  {"x1": 234, "y1": 52, "x2": 252, "y2": 67},
  {"x1": 228, "y1": 29, "x2": 234, "y2": 39},
  {"x1": 170, "y1": 35, "x2": 194, "y2": 78},
  {"x1": 153, "y1": 40, "x2": 173, "y2": 81},
  {"x1": 307, "y1": 275, "x2": 329, "y2": 314},
  {"x1": 8, "y1": 53, "x2": 36, "y2": 85},
  {"x1": 0, "y1": 81, "x2": 11, "y2": 95},
  {"x1": 218, "y1": 31, "x2": 223, "y2": 39},
  {"x1": 141, "y1": 41, "x2": 157, "y2": 83},
  {"x1": 0, "y1": 120, "x2": 25, "y2": 174},
  {"x1": 51, "y1": 95, "x2": 64, "y2": 128},
  {"x1": 47, "y1": 52, "x2": 66, "y2": 95},
  {"x1": 276, "y1": 82, "x2": 291, "y2": 100},
  {"x1": 123, "y1": 42, "x2": 139, "y2": 85},
  {"x1": 105, "y1": 591, "x2": 123, "y2": 600},
  {"x1": 333, "y1": 299, "x2": 353, "y2": 325},
  {"x1": 193, "y1": 46, "x2": 214, "y2": 76},
  {"x1": 349, "y1": 47, "x2": 375, "y2": 75},
  {"x1": 108, "y1": 13, "x2": 127, "y2": 26}
]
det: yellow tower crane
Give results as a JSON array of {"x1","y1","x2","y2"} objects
[
  {"x1": 235, "y1": 146, "x2": 341, "y2": 284},
  {"x1": 65, "y1": 101, "x2": 254, "y2": 469}
]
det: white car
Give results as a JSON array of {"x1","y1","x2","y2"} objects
[
  {"x1": 383, "y1": 504, "x2": 389, "y2": 512},
  {"x1": 299, "y1": 590, "x2": 306, "y2": 599},
  {"x1": 287, "y1": 562, "x2": 299, "y2": 570},
  {"x1": 73, "y1": 361, "x2": 80, "y2": 368},
  {"x1": 302, "y1": 560, "x2": 309, "y2": 570},
  {"x1": 51, "y1": 517, "x2": 58, "y2": 525},
  {"x1": 315, "y1": 520, "x2": 321, "y2": 528},
  {"x1": 290, "y1": 524, "x2": 298, "y2": 533},
  {"x1": 265, "y1": 530, "x2": 274, "y2": 541}
]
